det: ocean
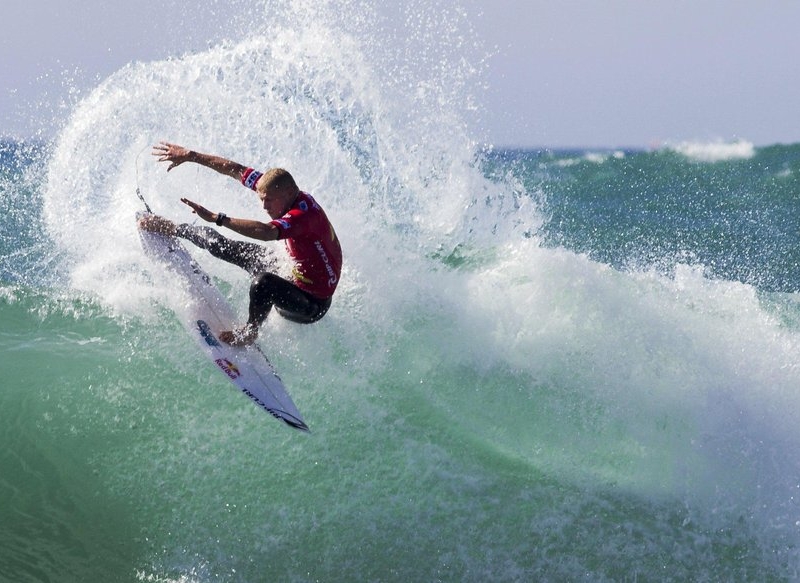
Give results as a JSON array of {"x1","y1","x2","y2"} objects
[{"x1": 2, "y1": 2, "x2": 800, "y2": 582}]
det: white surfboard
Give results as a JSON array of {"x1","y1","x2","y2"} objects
[{"x1": 136, "y1": 214, "x2": 309, "y2": 431}]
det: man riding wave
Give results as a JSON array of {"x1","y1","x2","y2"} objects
[{"x1": 139, "y1": 142, "x2": 342, "y2": 346}]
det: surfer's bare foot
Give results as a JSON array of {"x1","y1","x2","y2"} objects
[
  {"x1": 138, "y1": 214, "x2": 177, "y2": 236},
  {"x1": 219, "y1": 324, "x2": 258, "y2": 346}
]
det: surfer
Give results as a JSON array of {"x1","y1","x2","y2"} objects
[{"x1": 138, "y1": 142, "x2": 342, "y2": 346}]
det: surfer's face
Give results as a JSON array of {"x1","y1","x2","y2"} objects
[{"x1": 259, "y1": 188, "x2": 294, "y2": 219}]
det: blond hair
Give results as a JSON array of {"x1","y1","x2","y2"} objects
[{"x1": 256, "y1": 168, "x2": 299, "y2": 195}]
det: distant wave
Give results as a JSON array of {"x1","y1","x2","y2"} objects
[
  {"x1": 554, "y1": 150, "x2": 626, "y2": 167},
  {"x1": 668, "y1": 139, "x2": 756, "y2": 162}
]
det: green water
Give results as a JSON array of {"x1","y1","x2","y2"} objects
[
  {"x1": 0, "y1": 284, "x2": 793, "y2": 582},
  {"x1": 3, "y1": 0, "x2": 800, "y2": 577}
]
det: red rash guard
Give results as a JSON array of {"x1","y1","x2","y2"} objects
[{"x1": 242, "y1": 169, "x2": 342, "y2": 300}]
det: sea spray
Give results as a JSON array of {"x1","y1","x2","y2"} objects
[{"x1": 2, "y1": 0, "x2": 799, "y2": 580}]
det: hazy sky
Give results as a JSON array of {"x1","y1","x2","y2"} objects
[{"x1": 3, "y1": 1, "x2": 799, "y2": 148}]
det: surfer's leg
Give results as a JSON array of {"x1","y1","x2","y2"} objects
[
  {"x1": 250, "y1": 273, "x2": 330, "y2": 325},
  {"x1": 219, "y1": 274, "x2": 330, "y2": 346},
  {"x1": 176, "y1": 224, "x2": 275, "y2": 275},
  {"x1": 218, "y1": 273, "x2": 294, "y2": 346}
]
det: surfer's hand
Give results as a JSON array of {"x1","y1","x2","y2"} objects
[
  {"x1": 181, "y1": 198, "x2": 215, "y2": 222},
  {"x1": 138, "y1": 214, "x2": 177, "y2": 236},
  {"x1": 152, "y1": 141, "x2": 192, "y2": 172}
]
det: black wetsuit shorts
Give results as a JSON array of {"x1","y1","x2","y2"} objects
[{"x1": 176, "y1": 224, "x2": 331, "y2": 324}]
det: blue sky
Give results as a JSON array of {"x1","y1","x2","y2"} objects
[
  {"x1": 3, "y1": 0, "x2": 799, "y2": 148},
  {"x1": 476, "y1": 0, "x2": 800, "y2": 147}
]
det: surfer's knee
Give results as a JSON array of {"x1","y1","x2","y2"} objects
[{"x1": 251, "y1": 272, "x2": 279, "y2": 298}]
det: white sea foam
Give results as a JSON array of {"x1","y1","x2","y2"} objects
[
  {"x1": 670, "y1": 138, "x2": 756, "y2": 162},
  {"x1": 37, "y1": 0, "x2": 800, "y2": 578}
]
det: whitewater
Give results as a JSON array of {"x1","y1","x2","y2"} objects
[{"x1": 2, "y1": 1, "x2": 800, "y2": 581}]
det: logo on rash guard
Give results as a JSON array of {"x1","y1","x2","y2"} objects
[{"x1": 314, "y1": 240, "x2": 338, "y2": 286}]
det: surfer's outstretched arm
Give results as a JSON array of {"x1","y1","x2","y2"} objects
[
  {"x1": 152, "y1": 141, "x2": 247, "y2": 181},
  {"x1": 181, "y1": 198, "x2": 280, "y2": 242}
]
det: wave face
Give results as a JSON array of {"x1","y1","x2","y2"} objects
[{"x1": 2, "y1": 1, "x2": 800, "y2": 581}]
